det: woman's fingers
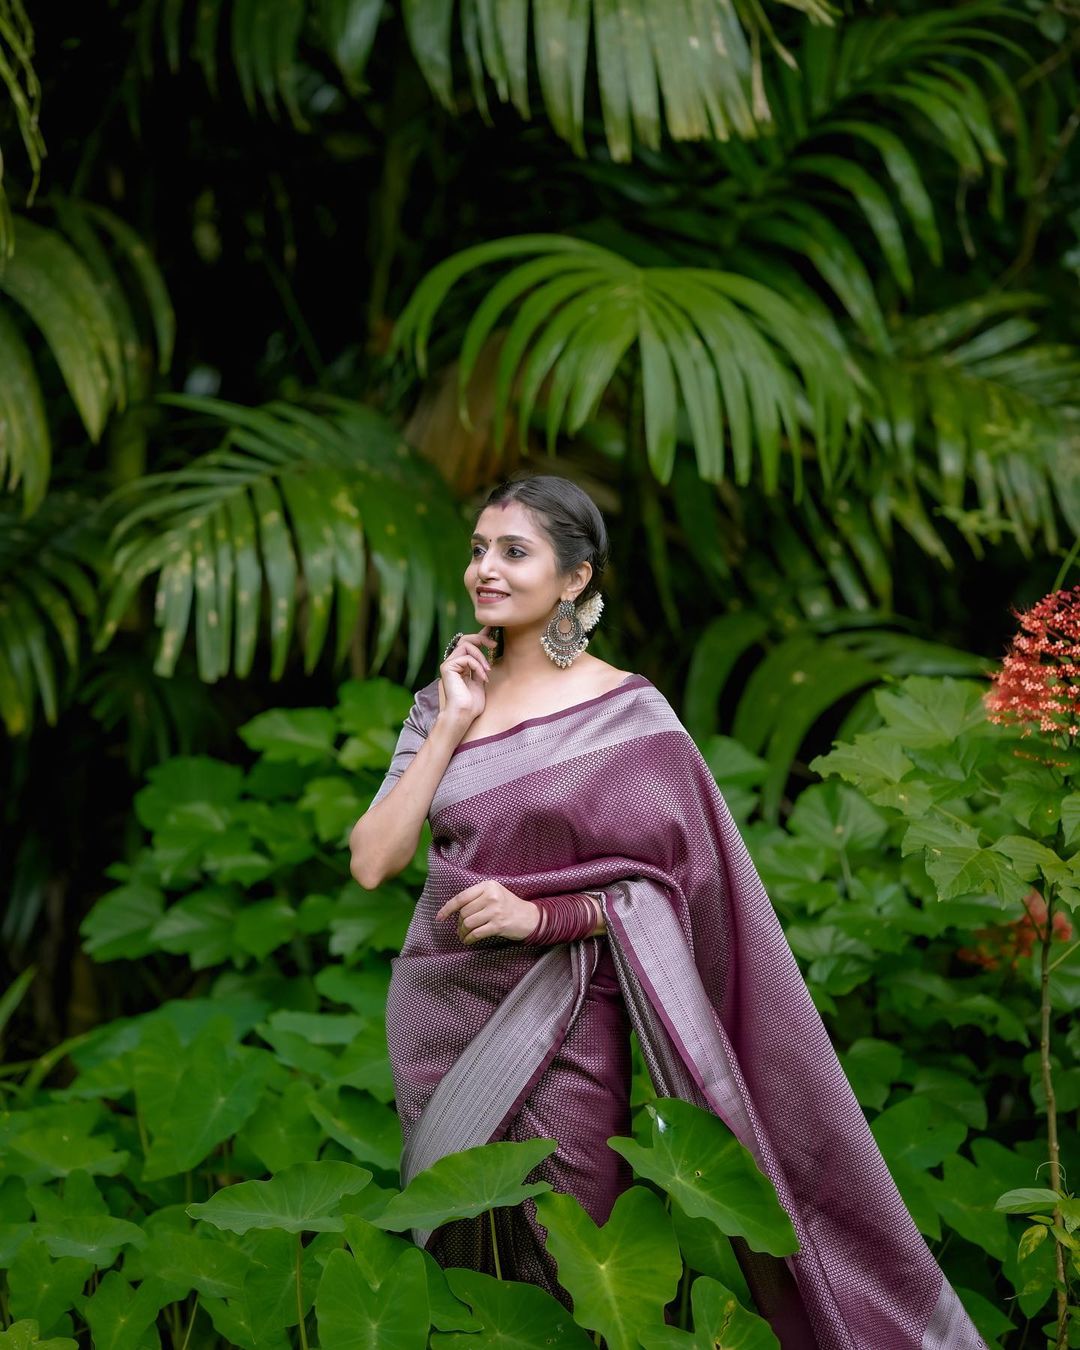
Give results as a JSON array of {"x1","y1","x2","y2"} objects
[
  {"x1": 435, "y1": 886, "x2": 484, "y2": 921},
  {"x1": 462, "y1": 923, "x2": 497, "y2": 944}
]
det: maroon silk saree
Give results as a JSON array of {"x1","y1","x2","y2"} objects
[{"x1": 370, "y1": 673, "x2": 987, "y2": 1350}]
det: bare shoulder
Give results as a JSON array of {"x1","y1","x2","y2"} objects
[{"x1": 575, "y1": 657, "x2": 635, "y2": 695}]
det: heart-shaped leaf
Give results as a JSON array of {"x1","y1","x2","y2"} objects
[
  {"x1": 7, "y1": 1240, "x2": 93, "y2": 1337},
  {"x1": 638, "y1": 1275, "x2": 780, "y2": 1349},
  {"x1": 0, "y1": 1321, "x2": 77, "y2": 1350},
  {"x1": 36, "y1": 1216, "x2": 146, "y2": 1265},
  {"x1": 373, "y1": 1139, "x2": 557, "y2": 1233},
  {"x1": 607, "y1": 1099, "x2": 798, "y2": 1256},
  {"x1": 316, "y1": 1245, "x2": 429, "y2": 1349},
  {"x1": 534, "y1": 1187, "x2": 681, "y2": 1350},
  {"x1": 309, "y1": 1086, "x2": 402, "y2": 1170},
  {"x1": 431, "y1": 1267, "x2": 594, "y2": 1348},
  {"x1": 187, "y1": 1160, "x2": 371, "y2": 1233}
]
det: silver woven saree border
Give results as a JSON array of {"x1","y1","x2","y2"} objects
[
  {"x1": 921, "y1": 1282, "x2": 988, "y2": 1350},
  {"x1": 401, "y1": 939, "x2": 595, "y2": 1249}
]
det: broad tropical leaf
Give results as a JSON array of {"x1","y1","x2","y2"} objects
[
  {"x1": 0, "y1": 492, "x2": 102, "y2": 735},
  {"x1": 403, "y1": 0, "x2": 834, "y2": 163},
  {"x1": 393, "y1": 233, "x2": 858, "y2": 491},
  {"x1": 863, "y1": 294, "x2": 1080, "y2": 559},
  {"x1": 98, "y1": 395, "x2": 468, "y2": 684},
  {"x1": 0, "y1": 0, "x2": 44, "y2": 260},
  {"x1": 0, "y1": 202, "x2": 174, "y2": 513}
]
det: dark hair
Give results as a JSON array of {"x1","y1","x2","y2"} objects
[{"x1": 478, "y1": 473, "x2": 609, "y2": 607}]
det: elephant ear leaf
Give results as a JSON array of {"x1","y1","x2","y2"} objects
[
  {"x1": 372, "y1": 1138, "x2": 558, "y2": 1233},
  {"x1": 607, "y1": 1097, "x2": 798, "y2": 1256},
  {"x1": 316, "y1": 1245, "x2": 429, "y2": 1350},
  {"x1": 436, "y1": 1267, "x2": 594, "y2": 1347},
  {"x1": 638, "y1": 1275, "x2": 780, "y2": 1349},
  {"x1": 533, "y1": 1186, "x2": 682, "y2": 1350},
  {"x1": 187, "y1": 1160, "x2": 372, "y2": 1234}
]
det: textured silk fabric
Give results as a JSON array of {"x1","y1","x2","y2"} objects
[{"x1": 370, "y1": 673, "x2": 987, "y2": 1350}]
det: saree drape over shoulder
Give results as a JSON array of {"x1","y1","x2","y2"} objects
[{"x1": 369, "y1": 673, "x2": 987, "y2": 1350}]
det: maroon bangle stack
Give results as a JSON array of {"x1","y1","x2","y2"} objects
[{"x1": 523, "y1": 891, "x2": 604, "y2": 944}]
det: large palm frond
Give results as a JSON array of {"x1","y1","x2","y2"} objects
[
  {"x1": 392, "y1": 233, "x2": 860, "y2": 494},
  {"x1": 136, "y1": 0, "x2": 836, "y2": 159},
  {"x1": 862, "y1": 294, "x2": 1080, "y2": 562},
  {"x1": 0, "y1": 492, "x2": 102, "y2": 735},
  {"x1": 100, "y1": 396, "x2": 469, "y2": 684},
  {"x1": 0, "y1": 0, "x2": 44, "y2": 259},
  {"x1": 635, "y1": 4, "x2": 1034, "y2": 349},
  {"x1": 0, "y1": 200, "x2": 174, "y2": 514}
]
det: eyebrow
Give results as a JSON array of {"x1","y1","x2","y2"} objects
[{"x1": 470, "y1": 533, "x2": 534, "y2": 544}]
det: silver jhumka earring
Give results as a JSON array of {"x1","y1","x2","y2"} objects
[{"x1": 540, "y1": 592, "x2": 604, "y2": 668}]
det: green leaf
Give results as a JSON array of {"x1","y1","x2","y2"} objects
[
  {"x1": 240, "y1": 707, "x2": 338, "y2": 764},
  {"x1": 80, "y1": 882, "x2": 165, "y2": 962},
  {"x1": 373, "y1": 1139, "x2": 558, "y2": 1233},
  {"x1": 431, "y1": 1267, "x2": 594, "y2": 1348},
  {"x1": 7, "y1": 1240, "x2": 94, "y2": 1336},
  {"x1": 309, "y1": 1086, "x2": 402, "y2": 1171},
  {"x1": 136, "y1": 1228, "x2": 250, "y2": 1300},
  {"x1": 148, "y1": 886, "x2": 241, "y2": 968},
  {"x1": 639, "y1": 1274, "x2": 780, "y2": 1348},
  {"x1": 874, "y1": 676, "x2": 987, "y2": 747},
  {"x1": 134, "y1": 1018, "x2": 271, "y2": 1179},
  {"x1": 36, "y1": 1216, "x2": 147, "y2": 1265},
  {"x1": 534, "y1": 1187, "x2": 682, "y2": 1350},
  {"x1": 0, "y1": 1323, "x2": 76, "y2": 1350},
  {"x1": 9, "y1": 1127, "x2": 128, "y2": 1180},
  {"x1": 300, "y1": 776, "x2": 365, "y2": 842},
  {"x1": 239, "y1": 1079, "x2": 323, "y2": 1171},
  {"x1": 316, "y1": 1245, "x2": 429, "y2": 1349},
  {"x1": 608, "y1": 1098, "x2": 797, "y2": 1256},
  {"x1": 188, "y1": 1160, "x2": 372, "y2": 1233},
  {"x1": 82, "y1": 1273, "x2": 172, "y2": 1350},
  {"x1": 994, "y1": 1188, "x2": 1060, "y2": 1214}
]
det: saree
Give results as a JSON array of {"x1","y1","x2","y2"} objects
[{"x1": 369, "y1": 672, "x2": 987, "y2": 1350}]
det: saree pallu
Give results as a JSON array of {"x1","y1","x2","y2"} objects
[{"x1": 370, "y1": 673, "x2": 987, "y2": 1350}]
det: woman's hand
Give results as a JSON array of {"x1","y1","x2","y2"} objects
[
  {"x1": 438, "y1": 626, "x2": 498, "y2": 726},
  {"x1": 435, "y1": 880, "x2": 539, "y2": 944}
]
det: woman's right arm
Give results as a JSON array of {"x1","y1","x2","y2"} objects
[
  {"x1": 349, "y1": 627, "x2": 495, "y2": 889},
  {"x1": 349, "y1": 706, "x2": 471, "y2": 889}
]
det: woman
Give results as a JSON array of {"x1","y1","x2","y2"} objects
[{"x1": 349, "y1": 475, "x2": 985, "y2": 1350}]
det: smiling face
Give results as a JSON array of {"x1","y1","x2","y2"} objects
[{"x1": 465, "y1": 499, "x2": 590, "y2": 628}]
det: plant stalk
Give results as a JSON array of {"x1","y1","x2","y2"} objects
[
  {"x1": 488, "y1": 1209, "x2": 502, "y2": 1281},
  {"x1": 1039, "y1": 889, "x2": 1068, "y2": 1347},
  {"x1": 179, "y1": 1295, "x2": 199, "y2": 1350},
  {"x1": 296, "y1": 1233, "x2": 309, "y2": 1350}
]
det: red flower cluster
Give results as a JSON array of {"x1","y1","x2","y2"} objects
[
  {"x1": 957, "y1": 889, "x2": 1073, "y2": 971},
  {"x1": 984, "y1": 584, "x2": 1080, "y2": 737}
]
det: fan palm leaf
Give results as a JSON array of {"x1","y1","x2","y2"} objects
[
  {"x1": 99, "y1": 395, "x2": 468, "y2": 685},
  {"x1": 393, "y1": 232, "x2": 859, "y2": 494},
  {"x1": 0, "y1": 201, "x2": 174, "y2": 514},
  {"x1": 0, "y1": 492, "x2": 102, "y2": 735},
  {"x1": 139, "y1": 0, "x2": 839, "y2": 159},
  {"x1": 0, "y1": 0, "x2": 44, "y2": 259},
  {"x1": 864, "y1": 293, "x2": 1080, "y2": 560}
]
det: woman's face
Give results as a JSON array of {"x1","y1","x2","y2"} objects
[{"x1": 464, "y1": 500, "x2": 587, "y2": 629}]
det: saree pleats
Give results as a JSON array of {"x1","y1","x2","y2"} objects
[
  {"x1": 376, "y1": 674, "x2": 988, "y2": 1350},
  {"x1": 429, "y1": 942, "x2": 633, "y2": 1301}
]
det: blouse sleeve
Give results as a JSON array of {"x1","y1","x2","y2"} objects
[{"x1": 368, "y1": 679, "x2": 440, "y2": 808}]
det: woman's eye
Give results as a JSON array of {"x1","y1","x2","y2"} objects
[{"x1": 471, "y1": 546, "x2": 525, "y2": 558}]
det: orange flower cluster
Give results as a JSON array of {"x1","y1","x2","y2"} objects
[
  {"x1": 984, "y1": 584, "x2": 1080, "y2": 737},
  {"x1": 957, "y1": 889, "x2": 1073, "y2": 971}
]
